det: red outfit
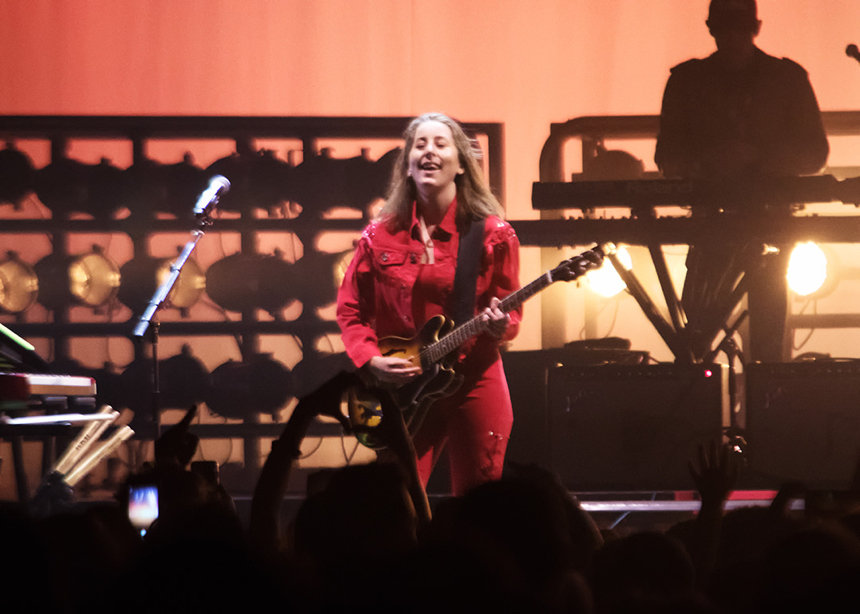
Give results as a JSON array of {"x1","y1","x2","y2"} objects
[{"x1": 336, "y1": 197, "x2": 521, "y2": 495}]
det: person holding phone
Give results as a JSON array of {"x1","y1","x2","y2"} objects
[{"x1": 128, "y1": 483, "x2": 159, "y2": 536}]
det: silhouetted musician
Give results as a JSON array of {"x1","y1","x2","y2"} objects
[{"x1": 654, "y1": 0, "x2": 829, "y2": 362}]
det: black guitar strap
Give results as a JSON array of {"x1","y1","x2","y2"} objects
[{"x1": 452, "y1": 216, "x2": 486, "y2": 326}]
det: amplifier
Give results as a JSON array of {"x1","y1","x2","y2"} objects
[
  {"x1": 503, "y1": 347, "x2": 649, "y2": 471},
  {"x1": 744, "y1": 361, "x2": 860, "y2": 490},
  {"x1": 547, "y1": 363, "x2": 729, "y2": 491}
]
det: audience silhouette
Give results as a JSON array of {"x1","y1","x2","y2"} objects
[{"x1": 5, "y1": 380, "x2": 860, "y2": 614}]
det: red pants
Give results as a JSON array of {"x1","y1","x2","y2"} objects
[{"x1": 409, "y1": 357, "x2": 514, "y2": 496}]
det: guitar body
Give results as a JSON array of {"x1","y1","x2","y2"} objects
[
  {"x1": 348, "y1": 315, "x2": 464, "y2": 450},
  {"x1": 345, "y1": 245, "x2": 609, "y2": 450}
]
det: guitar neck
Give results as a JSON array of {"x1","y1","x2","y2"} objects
[{"x1": 421, "y1": 271, "x2": 555, "y2": 365}]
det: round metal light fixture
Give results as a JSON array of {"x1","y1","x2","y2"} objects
[
  {"x1": 34, "y1": 157, "x2": 92, "y2": 216},
  {"x1": 119, "y1": 345, "x2": 211, "y2": 414},
  {"x1": 205, "y1": 149, "x2": 294, "y2": 214},
  {"x1": 205, "y1": 252, "x2": 295, "y2": 315},
  {"x1": 204, "y1": 354, "x2": 293, "y2": 419},
  {"x1": 34, "y1": 246, "x2": 121, "y2": 309},
  {"x1": 118, "y1": 254, "x2": 206, "y2": 313},
  {"x1": 0, "y1": 251, "x2": 38, "y2": 313},
  {"x1": 0, "y1": 142, "x2": 36, "y2": 207},
  {"x1": 293, "y1": 249, "x2": 355, "y2": 307}
]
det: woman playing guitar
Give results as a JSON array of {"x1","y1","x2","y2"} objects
[{"x1": 336, "y1": 112, "x2": 521, "y2": 496}]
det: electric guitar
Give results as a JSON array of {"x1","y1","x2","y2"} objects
[{"x1": 347, "y1": 243, "x2": 611, "y2": 449}]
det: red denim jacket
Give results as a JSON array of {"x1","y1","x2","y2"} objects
[{"x1": 336, "y1": 197, "x2": 521, "y2": 376}]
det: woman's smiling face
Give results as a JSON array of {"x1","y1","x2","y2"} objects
[{"x1": 408, "y1": 119, "x2": 464, "y2": 197}]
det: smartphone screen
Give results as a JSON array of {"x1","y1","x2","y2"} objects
[{"x1": 128, "y1": 485, "x2": 159, "y2": 537}]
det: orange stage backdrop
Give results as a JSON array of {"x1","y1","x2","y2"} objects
[{"x1": 4, "y1": 0, "x2": 859, "y2": 218}]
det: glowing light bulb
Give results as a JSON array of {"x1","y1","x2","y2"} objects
[
  {"x1": 787, "y1": 242, "x2": 827, "y2": 297},
  {"x1": 587, "y1": 246, "x2": 632, "y2": 298}
]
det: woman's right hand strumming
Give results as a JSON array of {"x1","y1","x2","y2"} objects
[{"x1": 368, "y1": 355, "x2": 421, "y2": 385}]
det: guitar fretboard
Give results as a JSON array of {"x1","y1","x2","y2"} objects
[{"x1": 420, "y1": 270, "x2": 555, "y2": 365}]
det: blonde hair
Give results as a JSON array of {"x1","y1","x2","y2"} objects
[{"x1": 378, "y1": 112, "x2": 503, "y2": 232}]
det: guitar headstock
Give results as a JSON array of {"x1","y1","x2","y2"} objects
[{"x1": 551, "y1": 243, "x2": 616, "y2": 283}]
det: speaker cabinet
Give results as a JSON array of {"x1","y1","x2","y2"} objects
[
  {"x1": 744, "y1": 362, "x2": 860, "y2": 490},
  {"x1": 503, "y1": 347, "x2": 650, "y2": 472},
  {"x1": 503, "y1": 350, "x2": 555, "y2": 470},
  {"x1": 548, "y1": 363, "x2": 729, "y2": 491}
]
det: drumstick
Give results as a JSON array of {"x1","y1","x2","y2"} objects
[
  {"x1": 65, "y1": 426, "x2": 134, "y2": 487},
  {"x1": 52, "y1": 405, "x2": 119, "y2": 475}
]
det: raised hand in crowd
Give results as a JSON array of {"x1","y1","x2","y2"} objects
[
  {"x1": 689, "y1": 439, "x2": 740, "y2": 507},
  {"x1": 153, "y1": 404, "x2": 199, "y2": 468},
  {"x1": 249, "y1": 370, "x2": 357, "y2": 553},
  {"x1": 687, "y1": 439, "x2": 740, "y2": 590}
]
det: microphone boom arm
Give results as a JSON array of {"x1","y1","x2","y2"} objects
[
  {"x1": 132, "y1": 229, "x2": 204, "y2": 339},
  {"x1": 130, "y1": 174, "x2": 228, "y2": 436},
  {"x1": 134, "y1": 174, "x2": 229, "y2": 338}
]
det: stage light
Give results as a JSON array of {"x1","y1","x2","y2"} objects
[
  {"x1": 34, "y1": 157, "x2": 92, "y2": 217},
  {"x1": 118, "y1": 254, "x2": 206, "y2": 314},
  {"x1": 118, "y1": 345, "x2": 210, "y2": 422},
  {"x1": 0, "y1": 142, "x2": 35, "y2": 207},
  {"x1": 0, "y1": 251, "x2": 38, "y2": 313},
  {"x1": 205, "y1": 252, "x2": 296, "y2": 315},
  {"x1": 33, "y1": 247, "x2": 121, "y2": 310},
  {"x1": 205, "y1": 149, "x2": 294, "y2": 215},
  {"x1": 292, "y1": 148, "x2": 400, "y2": 217},
  {"x1": 332, "y1": 249, "x2": 354, "y2": 288},
  {"x1": 787, "y1": 241, "x2": 828, "y2": 297},
  {"x1": 293, "y1": 249, "x2": 355, "y2": 307},
  {"x1": 87, "y1": 158, "x2": 132, "y2": 219},
  {"x1": 204, "y1": 353, "x2": 293, "y2": 419},
  {"x1": 586, "y1": 245, "x2": 632, "y2": 298},
  {"x1": 162, "y1": 154, "x2": 209, "y2": 218},
  {"x1": 125, "y1": 155, "x2": 210, "y2": 219},
  {"x1": 69, "y1": 250, "x2": 122, "y2": 307},
  {"x1": 124, "y1": 156, "x2": 167, "y2": 218}
]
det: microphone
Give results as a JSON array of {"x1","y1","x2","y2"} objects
[
  {"x1": 847, "y1": 44, "x2": 860, "y2": 64},
  {"x1": 193, "y1": 175, "x2": 231, "y2": 217}
]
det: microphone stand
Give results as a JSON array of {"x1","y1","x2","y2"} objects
[{"x1": 132, "y1": 194, "x2": 222, "y2": 440}]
